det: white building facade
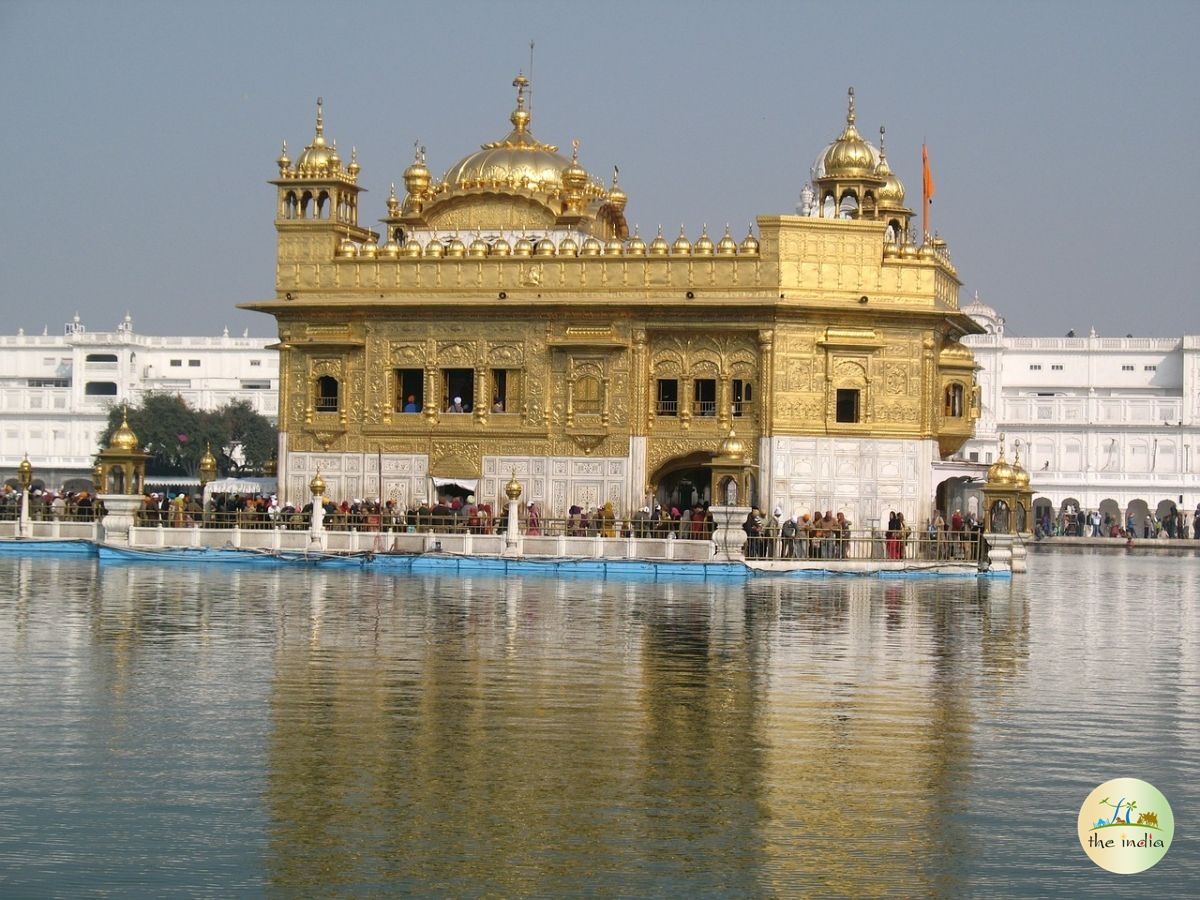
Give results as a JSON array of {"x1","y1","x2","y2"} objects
[
  {"x1": 0, "y1": 314, "x2": 278, "y2": 491},
  {"x1": 961, "y1": 297, "x2": 1200, "y2": 534}
]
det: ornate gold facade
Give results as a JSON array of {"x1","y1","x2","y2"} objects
[{"x1": 245, "y1": 79, "x2": 981, "y2": 521}]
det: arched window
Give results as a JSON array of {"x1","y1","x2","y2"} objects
[
  {"x1": 944, "y1": 383, "x2": 964, "y2": 417},
  {"x1": 575, "y1": 375, "x2": 602, "y2": 414},
  {"x1": 315, "y1": 375, "x2": 339, "y2": 412}
]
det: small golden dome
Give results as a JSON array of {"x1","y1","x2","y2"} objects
[
  {"x1": 386, "y1": 183, "x2": 401, "y2": 217},
  {"x1": 424, "y1": 237, "x2": 445, "y2": 257},
  {"x1": 580, "y1": 236, "x2": 602, "y2": 256},
  {"x1": 716, "y1": 225, "x2": 738, "y2": 255},
  {"x1": 694, "y1": 225, "x2": 714, "y2": 256},
  {"x1": 874, "y1": 127, "x2": 906, "y2": 205},
  {"x1": 295, "y1": 100, "x2": 338, "y2": 173},
  {"x1": 346, "y1": 146, "x2": 360, "y2": 177},
  {"x1": 1013, "y1": 463, "x2": 1030, "y2": 489},
  {"x1": 819, "y1": 88, "x2": 877, "y2": 179},
  {"x1": 359, "y1": 239, "x2": 378, "y2": 258},
  {"x1": 111, "y1": 410, "x2": 140, "y2": 451},
  {"x1": 648, "y1": 226, "x2": 670, "y2": 256},
  {"x1": 468, "y1": 236, "x2": 489, "y2": 257},
  {"x1": 605, "y1": 236, "x2": 625, "y2": 255},
  {"x1": 717, "y1": 428, "x2": 746, "y2": 459},
  {"x1": 335, "y1": 235, "x2": 358, "y2": 257},
  {"x1": 276, "y1": 141, "x2": 291, "y2": 173},
  {"x1": 608, "y1": 169, "x2": 627, "y2": 212},
  {"x1": 987, "y1": 457, "x2": 1015, "y2": 486},
  {"x1": 883, "y1": 240, "x2": 900, "y2": 258},
  {"x1": 739, "y1": 227, "x2": 760, "y2": 255},
  {"x1": 513, "y1": 233, "x2": 534, "y2": 256},
  {"x1": 562, "y1": 140, "x2": 588, "y2": 192},
  {"x1": 446, "y1": 234, "x2": 467, "y2": 257},
  {"x1": 328, "y1": 142, "x2": 341, "y2": 170},
  {"x1": 404, "y1": 145, "x2": 431, "y2": 194},
  {"x1": 627, "y1": 228, "x2": 647, "y2": 255},
  {"x1": 534, "y1": 236, "x2": 557, "y2": 256},
  {"x1": 672, "y1": 225, "x2": 692, "y2": 255},
  {"x1": 558, "y1": 236, "x2": 579, "y2": 256},
  {"x1": 1012, "y1": 442, "x2": 1031, "y2": 488},
  {"x1": 402, "y1": 237, "x2": 423, "y2": 257},
  {"x1": 491, "y1": 236, "x2": 512, "y2": 256},
  {"x1": 381, "y1": 236, "x2": 402, "y2": 258}
]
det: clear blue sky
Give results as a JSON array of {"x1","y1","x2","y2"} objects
[{"x1": 2, "y1": 0, "x2": 1197, "y2": 339}]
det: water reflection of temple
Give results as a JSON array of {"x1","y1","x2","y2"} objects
[{"x1": 260, "y1": 574, "x2": 1028, "y2": 892}]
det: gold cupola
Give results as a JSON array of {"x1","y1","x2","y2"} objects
[
  {"x1": 294, "y1": 98, "x2": 337, "y2": 174},
  {"x1": 811, "y1": 88, "x2": 886, "y2": 221},
  {"x1": 716, "y1": 224, "x2": 738, "y2": 255},
  {"x1": 819, "y1": 87, "x2": 876, "y2": 179},
  {"x1": 874, "y1": 126, "x2": 906, "y2": 206}
]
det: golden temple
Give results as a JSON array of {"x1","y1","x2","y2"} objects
[{"x1": 244, "y1": 78, "x2": 981, "y2": 525}]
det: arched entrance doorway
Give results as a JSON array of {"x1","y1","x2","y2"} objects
[
  {"x1": 936, "y1": 476, "x2": 982, "y2": 525},
  {"x1": 649, "y1": 452, "x2": 714, "y2": 516}
]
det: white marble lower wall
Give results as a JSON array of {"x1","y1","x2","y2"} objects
[
  {"x1": 763, "y1": 436, "x2": 937, "y2": 531},
  {"x1": 284, "y1": 451, "x2": 629, "y2": 517}
]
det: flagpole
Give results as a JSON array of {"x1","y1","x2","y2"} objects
[{"x1": 922, "y1": 142, "x2": 935, "y2": 242}]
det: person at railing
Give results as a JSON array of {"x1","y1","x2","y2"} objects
[
  {"x1": 898, "y1": 512, "x2": 911, "y2": 559},
  {"x1": 780, "y1": 514, "x2": 797, "y2": 558},
  {"x1": 886, "y1": 511, "x2": 901, "y2": 560},
  {"x1": 526, "y1": 501, "x2": 541, "y2": 535},
  {"x1": 835, "y1": 512, "x2": 851, "y2": 558},
  {"x1": 598, "y1": 502, "x2": 616, "y2": 537},
  {"x1": 743, "y1": 508, "x2": 765, "y2": 558},
  {"x1": 816, "y1": 511, "x2": 835, "y2": 559}
]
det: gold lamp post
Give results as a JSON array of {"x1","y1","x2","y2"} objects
[
  {"x1": 17, "y1": 454, "x2": 33, "y2": 537},
  {"x1": 308, "y1": 468, "x2": 327, "y2": 541},
  {"x1": 17, "y1": 454, "x2": 32, "y2": 492},
  {"x1": 198, "y1": 444, "x2": 218, "y2": 491}
]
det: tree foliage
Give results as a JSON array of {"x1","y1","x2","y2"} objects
[{"x1": 99, "y1": 394, "x2": 277, "y2": 478}]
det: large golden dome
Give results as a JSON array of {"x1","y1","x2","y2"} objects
[
  {"x1": 440, "y1": 74, "x2": 576, "y2": 193},
  {"x1": 397, "y1": 74, "x2": 628, "y2": 238}
]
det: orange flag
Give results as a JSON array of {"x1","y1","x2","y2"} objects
[{"x1": 922, "y1": 143, "x2": 935, "y2": 206}]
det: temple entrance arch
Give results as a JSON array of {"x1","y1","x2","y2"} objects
[
  {"x1": 936, "y1": 476, "x2": 982, "y2": 524},
  {"x1": 649, "y1": 452, "x2": 714, "y2": 515}
]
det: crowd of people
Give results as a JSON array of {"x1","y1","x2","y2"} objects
[
  {"x1": 1039, "y1": 504, "x2": 1200, "y2": 540},
  {"x1": 0, "y1": 485, "x2": 101, "y2": 521}
]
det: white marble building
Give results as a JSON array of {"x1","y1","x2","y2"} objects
[
  {"x1": 0, "y1": 314, "x2": 278, "y2": 490},
  {"x1": 960, "y1": 297, "x2": 1200, "y2": 532}
]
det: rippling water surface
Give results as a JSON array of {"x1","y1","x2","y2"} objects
[{"x1": 0, "y1": 549, "x2": 1196, "y2": 897}]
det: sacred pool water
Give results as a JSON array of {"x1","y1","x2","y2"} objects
[{"x1": 1, "y1": 548, "x2": 1195, "y2": 896}]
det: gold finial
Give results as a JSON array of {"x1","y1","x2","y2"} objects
[
  {"x1": 847, "y1": 86, "x2": 855, "y2": 124},
  {"x1": 309, "y1": 467, "x2": 326, "y2": 497},
  {"x1": 998, "y1": 433, "x2": 1006, "y2": 458},
  {"x1": 315, "y1": 97, "x2": 324, "y2": 137},
  {"x1": 571, "y1": 138, "x2": 580, "y2": 162},
  {"x1": 505, "y1": 468, "x2": 523, "y2": 501}
]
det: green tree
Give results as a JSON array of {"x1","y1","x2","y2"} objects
[{"x1": 100, "y1": 394, "x2": 277, "y2": 478}]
